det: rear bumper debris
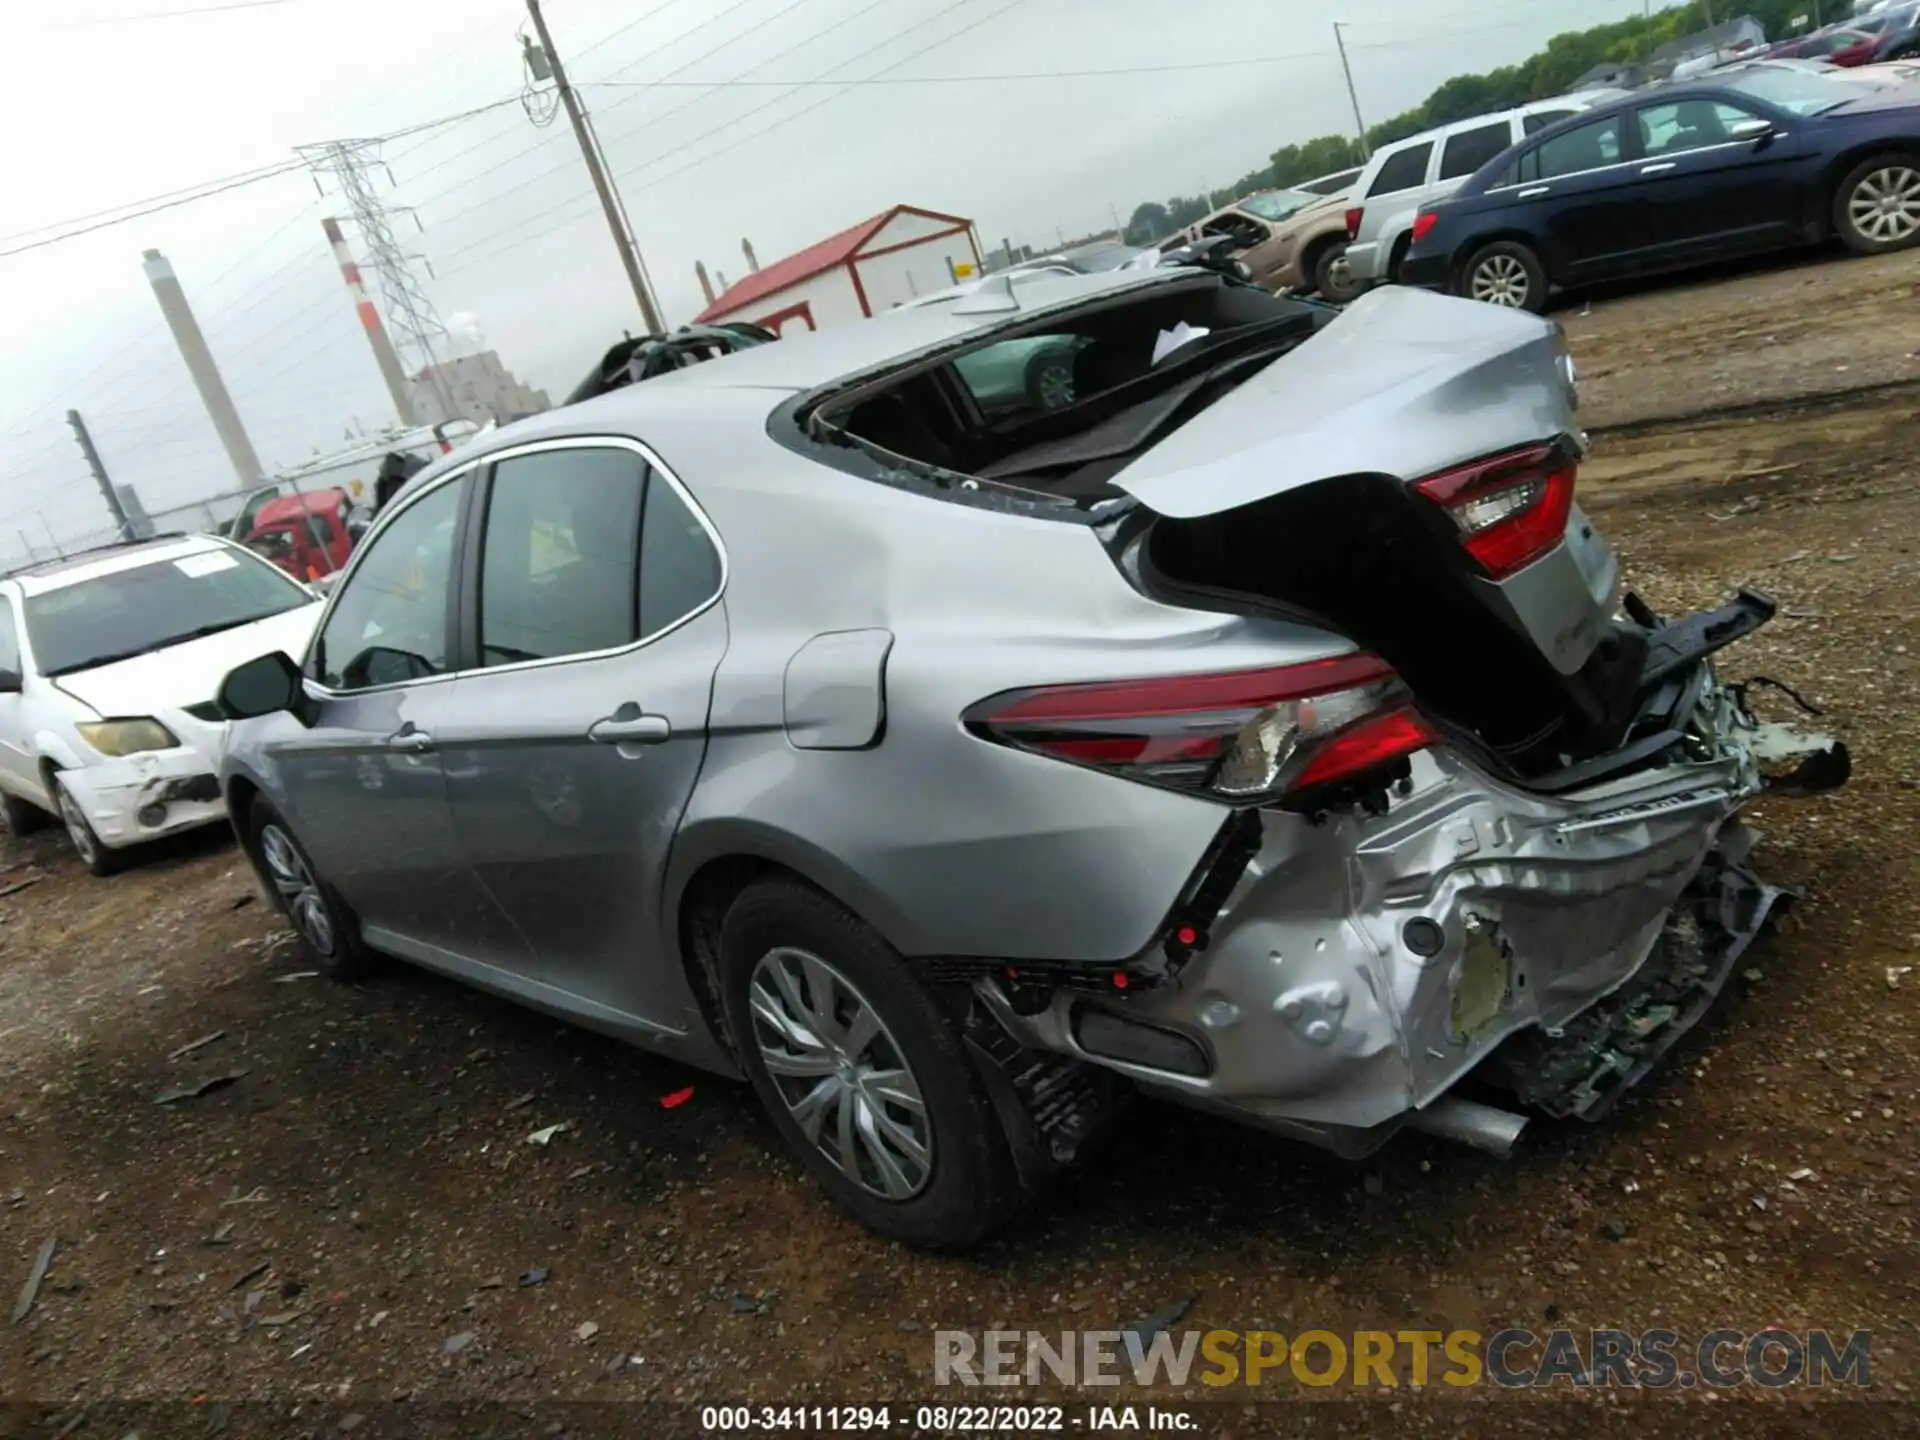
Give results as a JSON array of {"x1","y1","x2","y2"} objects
[{"x1": 979, "y1": 657, "x2": 1846, "y2": 1156}]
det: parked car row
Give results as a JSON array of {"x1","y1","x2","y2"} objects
[
  {"x1": 1398, "y1": 64, "x2": 1920, "y2": 312},
  {"x1": 57, "y1": 259, "x2": 1833, "y2": 1248}
]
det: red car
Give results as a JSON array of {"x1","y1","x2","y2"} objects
[
  {"x1": 242, "y1": 488, "x2": 356, "y2": 582},
  {"x1": 1766, "y1": 28, "x2": 1880, "y2": 66}
]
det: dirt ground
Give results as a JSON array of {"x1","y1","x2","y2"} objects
[{"x1": 2, "y1": 250, "x2": 1917, "y2": 1439}]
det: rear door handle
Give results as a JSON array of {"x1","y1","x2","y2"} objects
[
  {"x1": 1640, "y1": 162, "x2": 1676, "y2": 174},
  {"x1": 1517, "y1": 185, "x2": 1550, "y2": 198},
  {"x1": 589, "y1": 713, "x2": 671, "y2": 745}
]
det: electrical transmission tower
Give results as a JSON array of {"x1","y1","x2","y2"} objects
[{"x1": 296, "y1": 138, "x2": 461, "y2": 424}]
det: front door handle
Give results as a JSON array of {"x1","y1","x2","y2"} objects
[
  {"x1": 1517, "y1": 185, "x2": 1550, "y2": 199},
  {"x1": 589, "y1": 713, "x2": 671, "y2": 745},
  {"x1": 387, "y1": 727, "x2": 434, "y2": 755},
  {"x1": 1640, "y1": 161, "x2": 1676, "y2": 174}
]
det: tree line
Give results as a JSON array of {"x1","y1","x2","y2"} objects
[{"x1": 1124, "y1": 0, "x2": 1824, "y2": 242}]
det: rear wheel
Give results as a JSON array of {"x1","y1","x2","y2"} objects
[
  {"x1": 1312, "y1": 241, "x2": 1364, "y2": 302},
  {"x1": 1, "y1": 791, "x2": 51, "y2": 838},
  {"x1": 718, "y1": 878, "x2": 1022, "y2": 1249},
  {"x1": 248, "y1": 801, "x2": 372, "y2": 980},
  {"x1": 53, "y1": 776, "x2": 125, "y2": 877},
  {"x1": 1461, "y1": 241, "x2": 1548, "y2": 313},
  {"x1": 1023, "y1": 349, "x2": 1076, "y2": 412},
  {"x1": 1835, "y1": 155, "x2": 1920, "y2": 255}
]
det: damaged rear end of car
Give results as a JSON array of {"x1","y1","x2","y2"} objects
[{"x1": 790, "y1": 273, "x2": 1849, "y2": 1163}]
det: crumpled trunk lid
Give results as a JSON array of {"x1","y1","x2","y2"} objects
[{"x1": 1110, "y1": 286, "x2": 1576, "y2": 520}]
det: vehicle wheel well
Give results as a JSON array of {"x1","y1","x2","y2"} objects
[
  {"x1": 38, "y1": 758, "x2": 62, "y2": 799},
  {"x1": 226, "y1": 778, "x2": 262, "y2": 855},
  {"x1": 1387, "y1": 231, "x2": 1414, "y2": 280},
  {"x1": 1823, "y1": 143, "x2": 1920, "y2": 221},
  {"x1": 1299, "y1": 232, "x2": 1343, "y2": 276},
  {"x1": 677, "y1": 855, "x2": 795, "y2": 1061}
]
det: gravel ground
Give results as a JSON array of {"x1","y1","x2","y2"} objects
[{"x1": 2, "y1": 251, "x2": 1916, "y2": 1439}]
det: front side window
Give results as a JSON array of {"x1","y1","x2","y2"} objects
[
  {"x1": 1368, "y1": 142, "x2": 1435, "y2": 196},
  {"x1": 26, "y1": 545, "x2": 311, "y2": 678},
  {"x1": 1533, "y1": 115, "x2": 1624, "y2": 180},
  {"x1": 1440, "y1": 122, "x2": 1514, "y2": 179},
  {"x1": 313, "y1": 478, "x2": 462, "y2": 691},
  {"x1": 0, "y1": 598, "x2": 19, "y2": 675},
  {"x1": 476, "y1": 447, "x2": 647, "y2": 667},
  {"x1": 1638, "y1": 100, "x2": 1762, "y2": 156}
]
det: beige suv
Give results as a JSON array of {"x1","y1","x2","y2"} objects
[{"x1": 1163, "y1": 185, "x2": 1364, "y2": 300}]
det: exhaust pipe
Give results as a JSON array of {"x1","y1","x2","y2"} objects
[{"x1": 1404, "y1": 1097, "x2": 1528, "y2": 1157}]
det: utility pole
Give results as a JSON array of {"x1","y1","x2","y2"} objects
[
  {"x1": 142, "y1": 249, "x2": 264, "y2": 487},
  {"x1": 524, "y1": 0, "x2": 664, "y2": 334},
  {"x1": 66, "y1": 411, "x2": 134, "y2": 542},
  {"x1": 1332, "y1": 23, "x2": 1371, "y2": 160}
]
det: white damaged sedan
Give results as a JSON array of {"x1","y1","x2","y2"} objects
[{"x1": 0, "y1": 534, "x2": 323, "y2": 874}]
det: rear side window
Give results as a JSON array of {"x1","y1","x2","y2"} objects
[
  {"x1": 477, "y1": 447, "x2": 646, "y2": 667},
  {"x1": 1533, "y1": 115, "x2": 1624, "y2": 180},
  {"x1": 637, "y1": 473, "x2": 723, "y2": 639},
  {"x1": 0, "y1": 598, "x2": 18, "y2": 675},
  {"x1": 1439, "y1": 123, "x2": 1513, "y2": 179},
  {"x1": 1368, "y1": 142, "x2": 1434, "y2": 196}
]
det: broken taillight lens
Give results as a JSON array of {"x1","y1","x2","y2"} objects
[
  {"x1": 1414, "y1": 443, "x2": 1577, "y2": 580},
  {"x1": 966, "y1": 653, "x2": 1437, "y2": 807},
  {"x1": 1344, "y1": 206, "x2": 1365, "y2": 240}
]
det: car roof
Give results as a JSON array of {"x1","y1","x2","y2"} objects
[
  {"x1": 5, "y1": 533, "x2": 228, "y2": 595},
  {"x1": 1363, "y1": 91, "x2": 1624, "y2": 165}
]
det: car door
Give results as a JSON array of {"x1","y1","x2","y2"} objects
[
  {"x1": 435, "y1": 437, "x2": 727, "y2": 1037},
  {"x1": 270, "y1": 468, "x2": 522, "y2": 965},
  {"x1": 1627, "y1": 97, "x2": 1808, "y2": 262},
  {"x1": 0, "y1": 596, "x2": 38, "y2": 801},
  {"x1": 1512, "y1": 112, "x2": 1641, "y2": 281}
]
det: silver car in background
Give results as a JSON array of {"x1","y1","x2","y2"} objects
[{"x1": 215, "y1": 269, "x2": 1848, "y2": 1248}]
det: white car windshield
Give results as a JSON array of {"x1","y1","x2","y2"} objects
[
  {"x1": 1721, "y1": 68, "x2": 1854, "y2": 114},
  {"x1": 25, "y1": 547, "x2": 310, "y2": 676}
]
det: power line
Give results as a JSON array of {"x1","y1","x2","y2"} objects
[
  {"x1": 582, "y1": 50, "x2": 1342, "y2": 87},
  {"x1": 0, "y1": 157, "x2": 306, "y2": 248},
  {"x1": 52, "y1": 0, "x2": 311, "y2": 26}
]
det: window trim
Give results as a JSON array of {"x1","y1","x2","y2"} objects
[
  {"x1": 302, "y1": 461, "x2": 477, "y2": 699},
  {"x1": 455, "y1": 433, "x2": 728, "y2": 683},
  {"x1": 1487, "y1": 113, "x2": 1635, "y2": 190}
]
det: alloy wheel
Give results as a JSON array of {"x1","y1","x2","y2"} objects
[
  {"x1": 748, "y1": 946, "x2": 933, "y2": 1201},
  {"x1": 1324, "y1": 253, "x2": 1356, "y2": 298},
  {"x1": 1469, "y1": 254, "x2": 1531, "y2": 307},
  {"x1": 259, "y1": 822, "x2": 336, "y2": 958},
  {"x1": 56, "y1": 787, "x2": 97, "y2": 866},
  {"x1": 1849, "y1": 165, "x2": 1920, "y2": 244},
  {"x1": 1033, "y1": 362, "x2": 1076, "y2": 412}
]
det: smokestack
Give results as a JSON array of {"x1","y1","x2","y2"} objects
[
  {"x1": 695, "y1": 261, "x2": 715, "y2": 306},
  {"x1": 321, "y1": 217, "x2": 417, "y2": 427},
  {"x1": 141, "y1": 249, "x2": 264, "y2": 486},
  {"x1": 716, "y1": 269, "x2": 730, "y2": 293},
  {"x1": 742, "y1": 238, "x2": 760, "y2": 273}
]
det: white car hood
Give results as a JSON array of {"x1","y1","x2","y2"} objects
[{"x1": 51, "y1": 602, "x2": 323, "y2": 718}]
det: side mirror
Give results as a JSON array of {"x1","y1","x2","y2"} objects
[
  {"x1": 217, "y1": 651, "x2": 312, "y2": 725},
  {"x1": 1731, "y1": 117, "x2": 1775, "y2": 143},
  {"x1": 0, "y1": 668, "x2": 20, "y2": 695}
]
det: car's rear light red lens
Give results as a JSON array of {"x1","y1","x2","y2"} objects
[
  {"x1": 1415, "y1": 443, "x2": 1578, "y2": 580},
  {"x1": 967, "y1": 654, "x2": 1433, "y2": 806},
  {"x1": 1410, "y1": 211, "x2": 1439, "y2": 243},
  {"x1": 1344, "y1": 207, "x2": 1364, "y2": 240}
]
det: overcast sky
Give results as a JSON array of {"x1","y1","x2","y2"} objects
[{"x1": 0, "y1": 0, "x2": 1650, "y2": 558}]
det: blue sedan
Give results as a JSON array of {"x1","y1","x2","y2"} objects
[{"x1": 1398, "y1": 67, "x2": 1920, "y2": 312}]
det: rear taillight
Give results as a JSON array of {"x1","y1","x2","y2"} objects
[
  {"x1": 1344, "y1": 206, "x2": 1364, "y2": 240},
  {"x1": 966, "y1": 653, "x2": 1437, "y2": 806},
  {"x1": 1410, "y1": 210, "x2": 1440, "y2": 243},
  {"x1": 1415, "y1": 443, "x2": 1577, "y2": 580}
]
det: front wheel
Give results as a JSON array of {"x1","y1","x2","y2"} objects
[
  {"x1": 1023, "y1": 349, "x2": 1076, "y2": 412},
  {"x1": 54, "y1": 776, "x2": 125, "y2": 877},
  {"x1": 718, "y1": 878, "x2": 1022, "y2": 1249},
  {"x1": 1460, "y1": 241, "x2": 1548, "y2": 313},
  {"x1": 1313, "y1": 242, "x2": 1365, "y2": 303},
  {"x1": 248, "y1": 801, "x2": 372, "y2": 980},
  {"x1": 1834, "y1": 155, "x2": 1920, "y2": 255}
]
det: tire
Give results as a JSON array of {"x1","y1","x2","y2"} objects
[
  {"x1": 246, "y1": 800, "x2": 373, "y2": 980},
  {"x1": 1, "y1": 790, "x2": 51, "y2": 838},
  {"x1": 1833, "y1": 154, "x2": 1920, "y2": 256},
  {"x1": 1022, "y1": 348, "x2": 1076, "y2": 412},
  {"x1": 718, "y1": 878, "x2": 1022, "y2": 1249},
  {"x1": 1312, "y1": 241, "x2": 1365, "y2": 303},
  {"x1": 1460, "y1": 240, "x2": 1548, "y2": 313},
  {"x1": 52, "y1": 774, "x2": 126, "y2": 877}
]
